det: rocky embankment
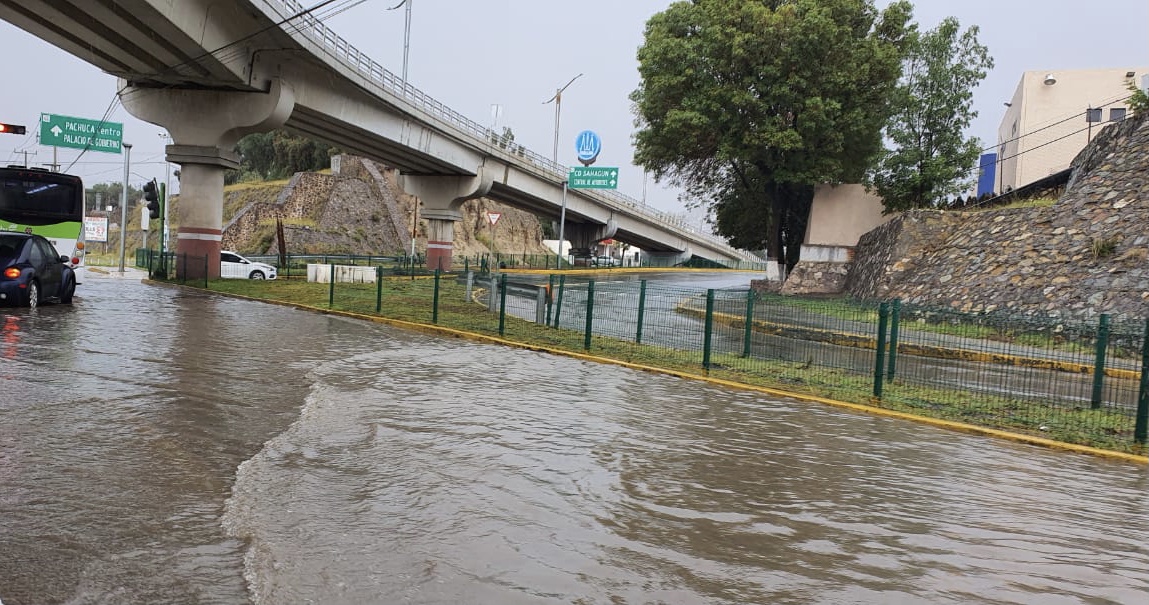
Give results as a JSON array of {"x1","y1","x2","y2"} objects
[
  {"x1": 845, "y1": 113, "x2": 1149, "y2": 322},
  {"x1": 219, "y1": 155, "x2": 550, "y2": 259}
]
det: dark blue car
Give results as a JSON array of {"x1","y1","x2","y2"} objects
[{"x1": 0, "y1": 232, "x2": 76, "y2": 308}]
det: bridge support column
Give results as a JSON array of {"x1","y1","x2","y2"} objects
[
  {"x1": 423, "y1": 209, "x2": 461, "y2": 271},
  {"x1": 561, "y1": 221, "x2": 618, "y2": 259},
  {"x1": 643, "y1": 248, "x2": 694, "y2": 267},
  {"x1": 119, "y1": 79, "x2": 294, "y2": 279},
  {"x1": 401, "y1": 166, "x2": 494, "y2": 271}
]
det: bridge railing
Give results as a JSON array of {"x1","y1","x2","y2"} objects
[{"x1": 261, "y1": 0, "x2": 759, "y2": 263}]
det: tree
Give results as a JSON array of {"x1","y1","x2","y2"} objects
[
  {"x1": 85, "y1": 182, "x2": 143, "y2": 212},
  {"x1": 868, "y1": 18, "x2": 992, "y2": 211},
  {"x1": 631, "y1": 0, "x2": 912, "y2": 267},
  {"x1": 231, "y1": 130, "x2": 340, "y2": 183}
]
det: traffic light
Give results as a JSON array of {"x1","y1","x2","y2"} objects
[
  {"x1": 0, "y1": 123, "x2": 26, "y2": 135},
  {"x1": 143, "y1": 178, "x2": 160, "y2": 220}
]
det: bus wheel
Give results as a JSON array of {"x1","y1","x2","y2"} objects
[
  {"x1": 61, "y1": 278, "x2": 75, "y2": 304},
  {"x1": 25, "y1": 281, "x2": 40, "y2": 309}
]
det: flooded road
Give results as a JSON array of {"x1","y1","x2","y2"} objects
[{"x1": 1, "y1": 271, "x2": 1146, "y2": 604}]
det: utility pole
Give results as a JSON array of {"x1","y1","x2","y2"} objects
[
  {"x1": 119, "y1": 142, "x2": 132, "y2": 273},
  {"x1": 160, "y1": 132, "x2": 173, "y2": 268},
  {"x1": 13, "y1": 150, "x2": 36, "y2": 168}
]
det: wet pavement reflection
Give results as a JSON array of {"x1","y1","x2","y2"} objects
[{"x1": 0, "y1": 270, "x2": 1145, "y2": 604}]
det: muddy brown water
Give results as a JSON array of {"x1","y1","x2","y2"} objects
[{"x1": 0, "y1": 271, "x2": 1145, "y2": 604}]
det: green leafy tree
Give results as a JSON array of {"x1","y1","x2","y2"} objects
[
  {"x1": 631, "y1": 0, "x2": 912, "y2": 265},
  {"x1": 230, "y1": 130, "x2": 340, "y2": 183},
  {"x1": 868, "y1": 17, "x2": 993, "y2": 211},
  {"x1": 1127, "y1": 81, "x2": 1149, "y2": 116},
  {"x1": 85, "y1": 182, "x2": 142, "y2": 212}
]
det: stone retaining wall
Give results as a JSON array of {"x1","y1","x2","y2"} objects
[
  {"x1": 779, "y1": 261, "x2": 850, "y2": 295},
  {"x1": 845, "y1": 113, "x2": 1149, "y2": 322}
]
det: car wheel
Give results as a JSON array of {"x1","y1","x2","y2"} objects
[
  {"x1": 25, "y1": 280, "x2": 40, "y2": 309},
  {"x1": 249, "y1": 270, "x2": 266, "y2": 280},
  {"x1": 61, "y1": 277, "x2": 75, "y2": 304}
]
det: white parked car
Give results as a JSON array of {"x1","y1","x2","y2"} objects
[
  {"x1": 220, "y1": 251, "x2": 277, "y2": 280},
  {"x1": 592, "y1": 255, "x2": 618, "y2": 267}
]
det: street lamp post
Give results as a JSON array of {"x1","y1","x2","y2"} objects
[
  {"x1": 556, "y1": 180, "x2": 568, "y2": 270},
  {"x1": 543, "y1": 73, "x2": 582, "y2": 165},
  {"x1": 388, "y1": 0, "x2": 413, "y2": 84}
]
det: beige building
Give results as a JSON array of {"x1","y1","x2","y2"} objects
[{"x1": 997, "y1": 67, "x2": 1145, "y2": 192}]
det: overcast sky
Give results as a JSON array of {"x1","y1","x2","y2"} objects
[{"x1": 1, "y1": 0, "x2": 1146, "y2": 214}]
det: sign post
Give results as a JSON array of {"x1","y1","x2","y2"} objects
[
  {"x1": 141, "y1": 204, "x2": 149, "y2": 250},
  {"x1": 83, "y1": 217, "x2": 108, "y2": 243},
  {"x1": 575, "y1": 130, "x2": 601, "y2": 166},
  {"x1": 39, "y1": 113, "x2": 124, "y2": 154},
  {"x1": 487, "y1": 211, "x2": 502, "y2": 259},
  {"x1": 568, "y1": 166, "x2": 619, "y2": 190}
]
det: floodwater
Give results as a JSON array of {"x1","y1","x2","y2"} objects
[{"x1": 0, "y1": 270, "x2": 1145, "y2": 604}]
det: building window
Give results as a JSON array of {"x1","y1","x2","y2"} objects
[
  {"x1": 1086, "y1": 108, "x2": 1103, "y2": 122},
  {"x1": 1110, "y1": 107, "x2": 1127, "y2": 122}
]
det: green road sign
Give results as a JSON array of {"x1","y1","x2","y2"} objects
[
  {"x1": 569, "y1": 166, "x2": 618, "y2": 189},
  {"x1": 39, "y1": 113, "x2": 123, "y2": 154}
]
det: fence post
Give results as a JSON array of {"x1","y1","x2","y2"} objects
[
  {"x1": 1136, "y1": 318, "x2": 1149, "y2": 445},
  {"x1": 1091, "y1": 313, "x2": 1110, "y2": 410},
  {"x1": 432, "y1": 268, "x2": 441, "y2": 324},
  {"x1": 742, "y1": 288, "x2": 755, "y2": 358},
  {"x1": 887, "y1": 299, "x2": 901, "y2": 380},
  {"x1": 487, "y1": 274, "x2": 497, "y2": 310},
  {"x1": 498, "y1": 273, "x2": 508, "y2": 336},
  {"x1": 328, "y1": 263, "x2": 335, "y2": 308},
  {"x1": 552, "y1": 274, "x2": 565, "y2": 328},
  {"x1": 375, "y1": 265, "x2": 383, "y2": 313},
  {"x1": 584, "y1": 280, "x2": 595, "y2": 351},
  {"x1": 465, "y1": 270, "x2": 474, "y2": 303},
  {"x1": 703, "y1": 289, "x2": 715, "y2": 371},
  {"x1": 535, "y1": 286, "x2": 546, "y2": 324},
  {"x1": 873, "y1": 302, "x2": 890, "y2": 399},
  {"x1": 635, "y1": 280, "x2": 647, "y2": 344},
  {"x1": 546, "y1": 274, "x2": 555, "y2": 326}
]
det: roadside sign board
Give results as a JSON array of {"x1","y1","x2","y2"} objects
[
  {"x1": 487, "y1": 212, "x2": 502, "y2": 226},
  {"x1": 39, "y1": 113, "x2": 123, "y2": 154},
  {"x1": 575, "y1": 130, "x2": 601, "y2": 165},
  {"x1": 569, "y1": 166, "x2": 618, "y2": 189},
  {"x1": 84, "y1": 216, "x2": 108, "y2": 242}
]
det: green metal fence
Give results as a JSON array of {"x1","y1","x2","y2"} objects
[{"x1": 138, "y1": 251, "x2": 1149, "y2": 454}]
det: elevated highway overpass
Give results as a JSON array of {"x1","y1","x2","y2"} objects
[{"x1": 0, "y1": 0, "x2": 760, "y2": 275}]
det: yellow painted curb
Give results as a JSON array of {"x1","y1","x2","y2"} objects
[
  {"x1": 151, "y1": 280, "x2": 1147, "y2": 465},
  {"x1": 501, "y1": 266, "x2": 756, "y2": 276}
]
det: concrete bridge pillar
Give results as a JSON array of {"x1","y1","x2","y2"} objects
[
  {"x1": 644, "y1": 247, "x2": 694, "y2": 267},
  {"x1": 401, "y1": 167, "x2": 493, "y2": 271},
  {"x1": 119, "y1": 79, "x2": 295, "y2": 279},
  {"x1": 561, "y1": 220, "x2": 618, "y2": 258}
]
